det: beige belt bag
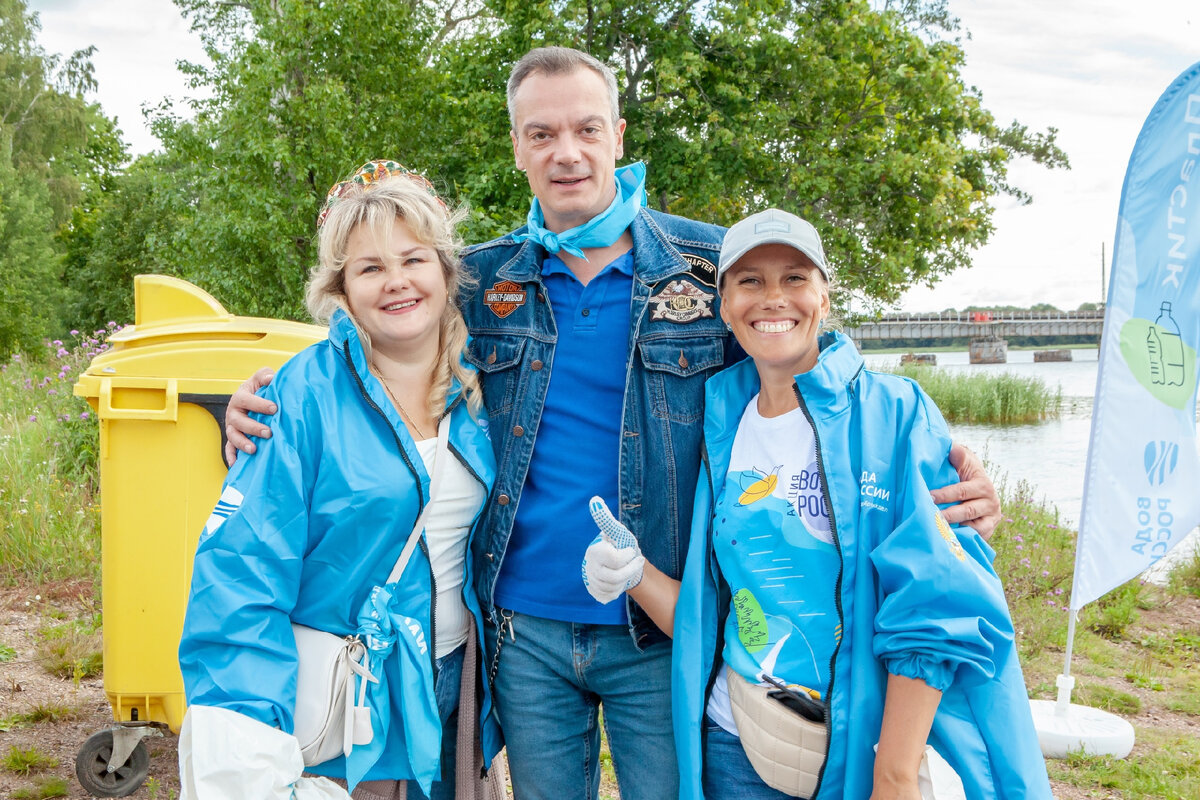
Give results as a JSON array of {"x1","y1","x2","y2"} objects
[{"x1": 726, "y1": 666, "x2": 828, "y2": 799}]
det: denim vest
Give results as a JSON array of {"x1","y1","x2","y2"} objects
[{"x1": 461, "y1": 208, "x2": 730, "y2": 646}]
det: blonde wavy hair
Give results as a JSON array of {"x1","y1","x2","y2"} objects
[{"x1": 305, "y1": 174, "x2": 482, "y2": 414}]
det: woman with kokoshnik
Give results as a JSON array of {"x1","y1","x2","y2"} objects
[{"x1": 179, "y1": 161, "x2": 501, "y2": 800}]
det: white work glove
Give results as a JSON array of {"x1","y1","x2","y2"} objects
[{"x1": 581, "y1": 496, "x2": 645, "y2": 604}]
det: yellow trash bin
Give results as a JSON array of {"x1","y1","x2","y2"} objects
[{"x1": 72, "y1": 275, "x2": 325, "y2": 796}]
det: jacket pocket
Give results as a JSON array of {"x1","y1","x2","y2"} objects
[
  {"x1": 638, "y1": 337, "x2": 725, "y2": 424},
  {"x1": 465, "y1": 335, "x2": 527, "y2": 417}
]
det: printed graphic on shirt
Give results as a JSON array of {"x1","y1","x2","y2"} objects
[
  {"x1": 648, "y1": 280, "x2": 715, "y2": 323},
  {"x1": 736, "y1": 465, "x2": 781, "y2": 506},
  {"x1": 201, "y1": 486, "x2": 244, "y2": 540},
  {"x1": 483, "y1": 280, "x2": 527, "y2": 318},
  {"x1": 714, "y1": 398, "x2": 840, "y2": 698}
]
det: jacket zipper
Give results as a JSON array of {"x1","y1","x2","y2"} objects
[
  {"x1": 343, "y1": 340, "x2": 440, "y2": 679},
  {"x1": 793, "y1": 382, "x2": 844, "y2": 800},
  {"x1": 698, "y1": 436, "x2": 736, "y2": 749}
]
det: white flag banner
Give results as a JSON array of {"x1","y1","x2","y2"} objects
[{"x1": 1073, "y1": 61, "x2": 1200, "y2": 611}]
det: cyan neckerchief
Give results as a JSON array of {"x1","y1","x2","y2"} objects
[{"x1": 513, "y1": 161, "x2": 647, "y2": 260}]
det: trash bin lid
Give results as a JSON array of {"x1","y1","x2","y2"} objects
[{"x1": 74, "y1": 275, "x2": 327, "y2": 411}]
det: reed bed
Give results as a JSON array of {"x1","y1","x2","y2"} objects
[{"x1": 884, "y1": 363, "x2": 1061, "y2": 424}]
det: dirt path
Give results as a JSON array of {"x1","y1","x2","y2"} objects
[{"x1": 0, "y1": 585, "x2": 179, "y2": 799}]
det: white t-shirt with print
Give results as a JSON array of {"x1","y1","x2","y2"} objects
[{"x1": 705, "y1": 395, "x2": 840, "y2": 734}]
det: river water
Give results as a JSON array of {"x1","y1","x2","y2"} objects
[{"x1": 861, "y1": 347, "x2": 1199, "y2": 580}]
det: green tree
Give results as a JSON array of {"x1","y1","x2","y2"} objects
[
  {"x1": 141, "y1": 0, "x2": 482, "y2": 319},
  {"x1": 442, "y1": 0, "x2": 1068, "y2": 306},
  {"x1": 116, "y1": 0, "x2": 1066, "y2": 322},
  {"x1": 0, "y1": 0, "x2": 126, "y2": 353},
  {"x1": 61, "y1": 151, "x2": 194, "y2": 331}
]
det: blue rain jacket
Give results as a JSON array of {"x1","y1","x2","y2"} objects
[
  {"x1": 673, "y1": 332, "x2": 1052, "y2": 799},
  {"x1": 179, "y1": 308, "x2": 500, "y2": 791}
]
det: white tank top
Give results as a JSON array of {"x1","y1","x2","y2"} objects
[{"x1": 416, "y1": 436, "x2": 486, "y2": 659}]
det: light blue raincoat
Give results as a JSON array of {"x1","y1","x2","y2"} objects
[
  {"x1": 672, "y1": 331, "x2": 1052, "y2": 799},
  {"x1": 179, "y1": 309, "x2": 500, "y2": 792}
]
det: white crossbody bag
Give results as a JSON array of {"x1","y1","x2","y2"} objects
[{"x1": 292, "y1": 417, "x2": 449, "y2": 766}]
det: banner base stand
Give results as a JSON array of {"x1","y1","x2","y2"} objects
[{"x1": 1030, "y1": 699, "x2": 1135, "y2": 759}]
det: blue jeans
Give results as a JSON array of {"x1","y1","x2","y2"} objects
[
  {"x1": 418, "y1": 644, "x2": 464, "y2": 800},
  {"x1": 337, "y1": 645, "x2": 464, "y2": 800},
  {"x1": 702, "y1": 716, "x2": 792, "y2": 800},
  {"x1": 485, "y1": 610, "x2": 676, "y2": 800}
]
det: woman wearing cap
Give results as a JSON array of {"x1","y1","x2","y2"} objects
[
  {"x1": 178, "y1": 162, "x2": 502, "y2": 800},
  {"x1": 582, "y1": 209, "x2": 1051, "y2": 799}
]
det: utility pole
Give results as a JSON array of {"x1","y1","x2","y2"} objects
[{"x1": 1101, "y1": 242, "x2": 1107, "y2": 305}]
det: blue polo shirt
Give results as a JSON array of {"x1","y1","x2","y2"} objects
[{"x1": 492, "y1": 251, "x2": 634, "y2": 624}]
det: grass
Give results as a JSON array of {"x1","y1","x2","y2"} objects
[
  {"x1": 0, "y1": 329, "x2": 109, "y2": 585},
  {"x1": 9, "y1": 777, "x2": 70, "y2": 799},
  {"x1": 884, "y1": 363, "x2": 1061, "y2": 423},
  {"x1": 0, "y1": 702, "x2": 83, "y2": 731},
  {"x1": 991, "y1": 482, "x2": 1200, "y2": 798},
  {"x1": 1046, "y1": 728, "x2": 1200, "y2": 797},
  {"x1": 1167, "y1": 548, "x2": 1200, "y2": 598},
  {"x1": 2, "y1": 745, "x2": 57, "y2": 775},
  {"x1": 35, "y1": 617, "x2": 103, "y2": 680}
]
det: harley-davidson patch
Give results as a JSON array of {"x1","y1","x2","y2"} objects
[
  {"x1": 483, "y1": 280, "x2": 527, "y2": 318},
  {"x1": 649, "y1": 280, "x2": 715, "y2": 323},
  {"x1": 681, "y1": 253, "x2": 717, "y2": 287}
]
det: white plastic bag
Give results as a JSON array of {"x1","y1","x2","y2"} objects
[
  {"x1": 871, "y1": 743, "x2": 967, "y2": 800},
  {"x1": 918, "y1": 746, "x2": 967, "y2": 800},
  {"x1": 179, "y1": 705, "x2": 352, "y2": 800}
]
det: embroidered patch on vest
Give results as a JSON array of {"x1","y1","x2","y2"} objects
[
  {"x1": 649, "y1": 280, "x2": 715, "y2": 323},
  {"x1": 681, "y1": 253, "x2": 717, "y2": 287},
  {"x1": 483, "y1": 280, "x2": 527, "y2": 318}
]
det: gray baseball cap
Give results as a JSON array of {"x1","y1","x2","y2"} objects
[{"x1": 717, "y1": 208, "x2": 830, "y2": 290}]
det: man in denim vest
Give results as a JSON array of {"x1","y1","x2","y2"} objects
[{"x1": 224, "y1": 46, "x2": 1001, "y2": 800}]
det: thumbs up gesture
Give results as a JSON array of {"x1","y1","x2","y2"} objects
[{"x1": 581, "y1": 496, "x2": 645, "y2": 604}]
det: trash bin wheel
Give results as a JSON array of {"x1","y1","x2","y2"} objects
[{"x1": 75, "y1": 729, "x2": 151, "y2": 798}]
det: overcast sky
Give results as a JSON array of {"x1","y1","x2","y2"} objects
[{"x1": 24, "y1": 0, "x2": 1200, "y2": 312}]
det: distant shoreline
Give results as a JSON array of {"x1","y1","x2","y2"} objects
[{"x1": 858, "y1": 343, "x2": 1101, "y2": 355}]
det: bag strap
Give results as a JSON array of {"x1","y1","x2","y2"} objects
[{"x1": 386, "y1": 415, "x2": 451, "y2": 585}]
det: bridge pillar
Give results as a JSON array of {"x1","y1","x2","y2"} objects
[{"x1": 970, "y1": 337, "x2": 1007, "y2": 364}]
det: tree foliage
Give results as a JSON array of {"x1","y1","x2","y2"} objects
[
  {"x1": 70, "y1": 0, "x2": 1069, "y2": 325},
  {"x1": 442, "y1": 0, "x2": 1069, "y2": 306},
  {"x1": 0, "y1": 0, "x2": 125, "y2": 354}
]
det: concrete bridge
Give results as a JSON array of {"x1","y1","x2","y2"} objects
[{"x1": 846, "y1": 309, "x2": 1104, "y2": 341}]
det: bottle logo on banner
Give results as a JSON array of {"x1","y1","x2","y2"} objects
[{"x1": 1118, "y1": 300, "x2": 1198, "y2": 409}]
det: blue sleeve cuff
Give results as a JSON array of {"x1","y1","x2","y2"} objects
[{"x1": 883, "y1": 652, "x2": 955, "y2": 693}]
